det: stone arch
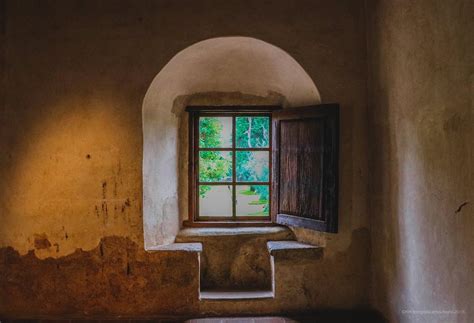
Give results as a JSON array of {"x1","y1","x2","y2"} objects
[{"x1": 142, "y1": 36, "x2": 321, "y2": 248}]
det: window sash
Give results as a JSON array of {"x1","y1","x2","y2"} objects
[{"x1": 191, "y1": 111, "x2": 272, "y2": 222}]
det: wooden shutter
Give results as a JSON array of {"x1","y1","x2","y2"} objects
[{"x1": 271, "y1": 104, "x2": 339, "y2": 233}]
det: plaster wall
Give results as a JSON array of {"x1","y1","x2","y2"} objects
[
  {"x1": 367, "y1": 0, "x2": 473, "y2": 322},
  {"x1": 0, "y1": 0, "x2": 369, "y2": 317},
  {"x1": 142, "y1": 36, "x2": 321, "y2": 248}
]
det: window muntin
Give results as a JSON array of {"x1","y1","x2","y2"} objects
[
  {"x1": 196, "y1": 113, "x2": 271, "y2": 221},
  {"x1": 187, "y1": 104, "x2": 339, "y2": 231}
]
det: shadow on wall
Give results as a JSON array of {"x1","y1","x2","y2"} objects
[{"x1": 367, "y1": 0, "x2": 474, "y2": 320}]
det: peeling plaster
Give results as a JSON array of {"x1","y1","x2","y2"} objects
[{"x1": 0, "y1": 1, "x2": 371, "y2": 316}]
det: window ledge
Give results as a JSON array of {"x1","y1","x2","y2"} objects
[
  {"x1": 146, "y1": 242, "x2": 203, "y2": 253},
  {"x1": 182, "y1": 220, "x2": 278, "y2": 228},
  {"x1": 200, "y1": 290, "x2": 274, "y2": 301},
  {"x1": 267, "y1": 241, "x2": 323, "y2": 260},
  {"x1": 176, "y1": 226, "x2": 294, "y2": 241}
]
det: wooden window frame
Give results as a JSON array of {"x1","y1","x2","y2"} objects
[{"x1": 185, "y1": 106, "x2": 282, "y2": 227}]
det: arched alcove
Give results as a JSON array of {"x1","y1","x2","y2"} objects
[{"x1": 142, "y1": 36, "x2": 321, "y2": 248}]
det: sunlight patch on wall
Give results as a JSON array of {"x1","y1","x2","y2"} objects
[{"x1": 1, "y1": 96, "x2": 140, "y2": 258}]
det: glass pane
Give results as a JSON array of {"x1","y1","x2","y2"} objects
[
  {"x1": 199, "y1": 151, "x2": 232, "y2": 182},
  {"x1": 236, "y1": 116, "x2": 270, "y2": 148},
  {"x1": 199, "y1": 185, "x2": 233, "y2": 217},
  {"x1": 236, "y1": 185, "x2": 269, "y2": 217},
  {"x1": 199, "y1": 116, "x2": 232, "y2": 148},
  {"x1": 236, "y1": 151, "x2": 269, "y2": 182}
]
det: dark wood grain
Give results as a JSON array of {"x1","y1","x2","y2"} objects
[
  {"x1": 185, "y1": 105, "x2": 281, "y2": 113},
  {"x1": 276, "y1": 214, "x2": 326, "y2": 231},
  {"x1": 279, "y1": 120, "x2": 300, "y2": 215},
  {"x1": 298, "y1": 118, "x2": 324, "y2": 219},
  {"x1": 271, "y1": 104, "x2": 339, "y2": 233},
  {"x1": 188, "y1": 110, "x2": 198, "y2": 225}
]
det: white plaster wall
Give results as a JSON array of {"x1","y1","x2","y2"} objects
[
  {"x1": 142, "y1": 37, "x2": 321, "y2": 248},
  {"x1": 367, "y1": 0, "x2": 474, "y2": 321}
]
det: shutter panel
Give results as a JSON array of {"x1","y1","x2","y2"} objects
[{"x1": 271, "y1": 104, "x2": 339, "y2": 233}]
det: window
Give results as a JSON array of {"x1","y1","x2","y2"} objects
[
  {"x1": 187, "y1": 107, "x2": 276, "y2": 222},
  {"x1": 186, "y1": 105, "x2": 339, "y2": 233}
]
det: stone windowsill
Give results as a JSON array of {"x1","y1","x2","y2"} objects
[
  {"x1": 176, "y1": 226, "x2": 294, "y2": 241},
  {"x1": 146, "y1": 242, "x2": 203, "y2": 253},
  {"x1": 267, "y1": 240, "x2": 324, "y2": 259}
]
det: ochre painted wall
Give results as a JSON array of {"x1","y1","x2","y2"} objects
[
  {"x1": 367, "y1": 0, "x2": 473, "y2": 322},
  {"x1": 0, "y1": 0, "x2": 369, "y2": 317}
]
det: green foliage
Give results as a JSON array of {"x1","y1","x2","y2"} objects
[
  {"x1": 236, "y1": 117, "x2": 269, "y2": 148},
  {"x1": 199, "y1": 185, "x2": 211, "y2": 198},
  {"x1": 199, "y1": 118, "x2": 232, "y2": 197},
  {"x1": 198, "y1": 116, "x2": 270, "y2": 215},
  {"x1": 248, "y1": 199, "x2": 268, "y2": 205},
  {"x1": 238, "y1": 189, "x2": 257, "y2": 195},
  {"x1": 249, "y1": 185, "x2": 269, "y2": 214},
  {"x1": 239, "y1": 185, "x2": 269, "y2": 214},
  {"x1": 199, "y1": 117, "x2": 223, "y2": 148},
  {"x1": 199, "y1": 151, "x2": 232, "y2": 182},
  {"x1": 236, "y1": 151, "x2": 269, "y2": 182}
]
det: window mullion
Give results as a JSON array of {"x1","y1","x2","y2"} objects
[{"x1": 232, "y1": 115, "x2": 237, "y2": 220}]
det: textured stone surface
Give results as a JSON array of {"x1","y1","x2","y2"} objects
[
  {"x1": 186, "y1": 313, "x2": 384, "y2": 323},
  {"x1": 0, "y1": 313, "x2": 386, "y2": 322},
  {"x1": 198, "y1": 229, "x2": 371, "y2": 315},
  {"x1": 177, "y1": 227, "x2": 294, "y2": 239},
  {"x1": 147, "y1": 242, "x2": 203, "y2": 253},
  {"x1": 187, "y1": 318, "x2": 296, "y2": 323},
  {"x1": 367, "y1": 0, "x2": 473, "y2": 322},
  {"x1": 0, "y1": 229, "x2": 371, "y2": 318},
  {"x1": 176, "y1": 227, "x2": 294, "y2": 291},
  {"x1": 200, "y1": 291, "x2": 274, "y2": 301},
  {"x1": 267, "y1": 241, "x2": 323, "y2": 260},
  {"x1": 0, "y1": 236, "x2": 200, "y2": 318}
]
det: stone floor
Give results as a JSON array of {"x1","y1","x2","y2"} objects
[
  {"x1": 192, "y1": 312, "x2": 385, "y2": 323},
  {"x1": 187, "y1": 318, "x2": 297, "y2": 323},
  {"x1": 0, "y1": 311, "x2": 387, "y2": 323}
]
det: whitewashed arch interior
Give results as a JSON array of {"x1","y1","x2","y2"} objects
[{"x1": 142, "y1": 36, "x2": 321, "y2": 248}]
